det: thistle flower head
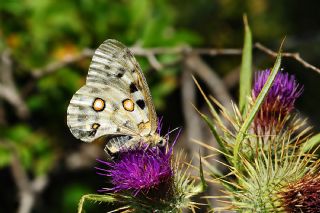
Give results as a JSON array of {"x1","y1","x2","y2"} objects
[
  {"x1": 253, "y1": 69, "x2": 303, "y2": 132},
  {"x1": 94, "y1": 130, "x2": 204, "y2": 212},
  {"x1": 96, "y1": 145, "x2": 172, "y2": 194},
  {"x1": 280, "y1": 174, "x2": 320, "y2": 213}
]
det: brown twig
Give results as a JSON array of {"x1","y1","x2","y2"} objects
[
  {"x1": 31, "y1": 48, "x2": 93, "y2": 79},
  {"x1": 184, "y1": 54, "x2": 234, "y2": 112},
  {"x1": 181, "y1": 61, "x2": 204, "y2": 146},
  {"x1": 9, "y1": 144, "x2": 48, "y2": 213},
  {"x1": 29, "y1": 43, "x2": 320, "y2": 79},
  {"x1": 131, "y1": 46, "x2": 242, "y2": 56},
  {"x1": 145, "y1": 53, "x2": 163, "y2": 71},
  {"x1": 254, "y1": 42, "x2": 320, "y2": 74},
  {"x1": 10, "y1": 152, "x2": 34, "y2": 213},
  {"x1": 31, "y1": 46, "x2": 242, "y2": 78},
  {"x1": 0, "y1": 50, "x2": 29, "y2": 119}
]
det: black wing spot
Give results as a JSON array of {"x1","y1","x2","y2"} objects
[
  {"x1": 136, "y1": 99, "x2": 146, "y2": 110},
  {"x1": 129, "y1": 83, "x2": 138, "y2": 93},
  {"x1": 116, "y1": 67, "x2": 125, "y2": 78},
  {"x1": 89, "y1": 123, "x2": 100, "y2": 137},
  {"x1": 89, "y1": 130, "x2": 97, "y2": 137},
  {"x1": 105, "y1": 64, "x2": 111, "y2": 69},
  {"x1": 116, "y1": 72, "x2": 124, "y2": 78}
]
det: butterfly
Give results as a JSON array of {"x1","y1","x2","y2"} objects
[{"x1": 67, "y1": 39, "x2": 166, "y2": 156}]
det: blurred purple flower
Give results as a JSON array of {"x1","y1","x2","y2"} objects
[
  {"x1": 253, "y1": 69, "x2": 303, "y2": 131},
  {"x1": 95, "y1": 144, "x2": 173, "y2": 195}
]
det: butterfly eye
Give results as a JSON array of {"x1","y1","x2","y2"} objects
[{"x1": 158, "y1": 138, "x2": 166, "y2": 147}]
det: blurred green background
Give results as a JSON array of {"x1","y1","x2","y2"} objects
[{"x1": 1, "y1": 0, "x2": 320, "y2": 212}]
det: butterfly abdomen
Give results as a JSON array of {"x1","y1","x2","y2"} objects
[{"x1": 105, "y1": 135, "x2": 134, "y2": 154}]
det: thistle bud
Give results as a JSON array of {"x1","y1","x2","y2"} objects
[{"x1": 280, "y1": 174, "x2": 320, "y2": 212}]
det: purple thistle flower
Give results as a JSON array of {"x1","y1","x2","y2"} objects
[
  {"x1": 252, "y1": 69, "x2": 303, "y2": 131},
  {"x1": 92, "y1": 128, "x2": 202, "y2": 212},
  {"x1": 95, "y1": 142, "x2": 174, "y2": 195}
]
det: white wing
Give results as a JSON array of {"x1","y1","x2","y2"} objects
[{"x1": 67, "y1": 39, "x2": 157, "y2": 143}]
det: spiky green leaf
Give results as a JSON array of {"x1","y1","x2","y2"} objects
[
  {"x1": 78, "y1": 194, "x2": 116, "y2": 213},
  {"x1": 302, "y1": 133, "x2": 320, "y2": 153},
  {"x1": 239, "y1": 14, "x2": 253, "y2": 115},
  {"x1": 195, "y1": 154, "x2": 208, "y2": 193},
  {"x1": 233, "y1": 40, "x2": 284, "y2": 169}
]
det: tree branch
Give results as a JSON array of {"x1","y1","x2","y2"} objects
[
  {"x1": 9, "y1": 145, "x2": 48, "y2": 213},
  {"x1": 31, "y1": 49, "x2": 93, "y2": 79},
  {"x1": 130, "y1": 46, "x2": 242, "y2": 56},
  {"x1": 184, "y1": 54, "x2": 234, "y2": 112},
  {"x1": 29, "y1": 42, "x2": 320, "y2": 80},
  {"x1": 181, "y1": 61, "x2": 204, "y2": 146},
  {"x1": 0, "y1": 50, "x2": 29, "y2": 119},
  {"x1": 254, "y1": 42, "x2": 320, "y2": 74}
]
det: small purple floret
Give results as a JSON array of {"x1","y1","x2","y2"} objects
[
  {"x1": 95, "y1": 145, "x2": 173, "y2": 194},
  {"x1": 253, "y1": 69, "x2": 303, "y2": 130}
]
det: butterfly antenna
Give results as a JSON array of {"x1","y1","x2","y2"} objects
[
  {"x1": 167, "y1": 128, "x2": 182, "y2": 155},
  {"x1": 157, "y1": 116, "x2": 164, "y2": 134},
  {"x1": 164, "y1": 127, "x2": 181, "y2": 138}
]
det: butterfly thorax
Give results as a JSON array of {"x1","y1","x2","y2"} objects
[{"x1": 142, "y1": 133, "x2": 166, "y2": 147}]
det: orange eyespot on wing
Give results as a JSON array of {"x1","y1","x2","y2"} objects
[
  {"x1": 92, "y1": 123, "x2": 100, "y2": 129},
  {"x1": 92, "y1": 98, "x2": 105, "y2": 112},
  {"x1": 122, "y1": 99, "x2": 134, "y2": 112}
]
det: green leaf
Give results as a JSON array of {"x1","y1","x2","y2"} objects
[
  {"x1": 0, "y1": 146, "x2": 12, "y2": 168},
  {"x1": 78, "y1": 194, "x2": 117, "y2": 213},
  {"x1": 233, "y1": 39, "x2": 284, "y2": 169},
  {"x1": 194, "y1": 153, "x2": 208, "y2": 193},
  {"x1": 302, "y1": 133, "x2": 320, "y2": 153},
  {"x1": 239, "y1": 14, "x2": 252, "y2": 115},
  {"x1": 195, "y1": 108, "x2": 230, "y2": 158}
]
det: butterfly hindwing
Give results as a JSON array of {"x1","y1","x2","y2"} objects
[{"x1": 67, "y1": 39, "x2": 157, "y2": 144}]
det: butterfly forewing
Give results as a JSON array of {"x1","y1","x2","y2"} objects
[{"x1": 67, "y1": 39, "x2": 158, "y2": 146}]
